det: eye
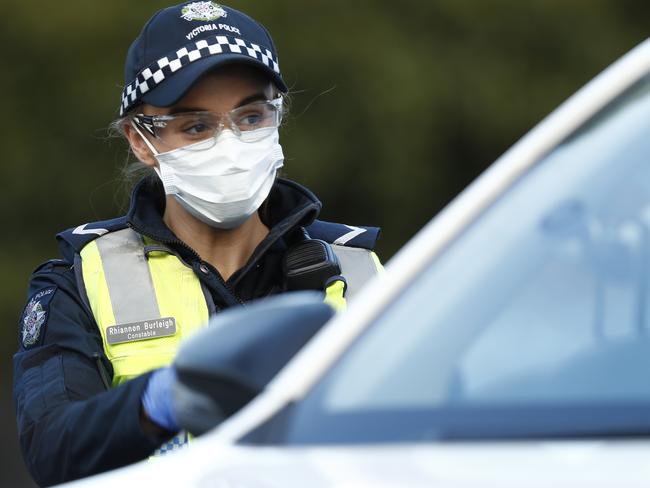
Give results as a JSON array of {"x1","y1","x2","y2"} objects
[
  {"x1": 240, "y1": 113, "x2": 263, "y2": 125},
  {"x1": 176, "y1": 114, "x2": 220, "y2": 137},
  {"x1": 184, "y1": 122, "x2": 210, "y2": 135},
  {"x1": 234, "y1": 107, "x2": 272, "y2": 130}
]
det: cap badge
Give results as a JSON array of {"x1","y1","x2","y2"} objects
[{"x1": 181, "y1": 2, "x2": 227, "y2": 22}]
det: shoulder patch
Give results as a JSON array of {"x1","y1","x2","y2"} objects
[
  {"x1": 21, "y1": 286, "x2": 57, "y2": 349},
  {"x1": 305, "y1": 220, "x2": 381, "y2": 250}
]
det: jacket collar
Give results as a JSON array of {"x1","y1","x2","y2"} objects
[{"x1": 126, "y1": 176, "x2": 322, "y2": 263}]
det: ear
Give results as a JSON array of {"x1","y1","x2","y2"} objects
[{"x1": 123, "y1": 122, "x2": 158, "y2": 168}]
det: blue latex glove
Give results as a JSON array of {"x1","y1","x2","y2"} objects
[{"x1": 142, "y1": 366, "x2": 180, "y2": 432}]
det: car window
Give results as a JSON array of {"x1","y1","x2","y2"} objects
[{"x1": 247, "y1": 75, "x2": 650, "y2": 444}]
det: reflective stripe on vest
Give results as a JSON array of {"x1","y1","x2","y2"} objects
[
  {"x1": 331, "y1": 244, "x2": 382, "y2": 298},
  {"x1": 80, "y1": 228, "x2": 209, "y2": 386}
]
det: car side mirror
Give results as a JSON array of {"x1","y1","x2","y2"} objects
[{"x1": 172, "y1": 292, "x2": 334, "y2": 436}]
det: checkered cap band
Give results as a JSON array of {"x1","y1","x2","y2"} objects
[
  {"x1": 152, "y1": 431, "x2": 190, "y2": 457},
  {"x1": 120, "y1": 34, "x2": 281, "y2": 116}
]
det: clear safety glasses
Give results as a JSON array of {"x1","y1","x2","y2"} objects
[{"x1": 132, "y1": 97, "x2": 284, "y2": 151}]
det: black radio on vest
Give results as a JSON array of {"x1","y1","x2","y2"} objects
[{"x1": 283, "y1": 239, "x2": 342, "y2": 291}]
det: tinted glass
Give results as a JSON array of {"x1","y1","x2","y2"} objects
[{"x1": 255, "y1": 75, "x2": 650, "y2": 444}]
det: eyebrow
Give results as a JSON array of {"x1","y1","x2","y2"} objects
[
  {"x1": 235, "y1": 92, "x2": 269, "y2": 107},
  {"x1": 167, "y1": 92, "x2": 269, "y2": 115}
]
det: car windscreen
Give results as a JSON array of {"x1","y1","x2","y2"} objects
[{"x1": 247, "y1": 74, "x2": 650, "y2": 444}]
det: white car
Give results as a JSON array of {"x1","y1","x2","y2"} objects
[{"x1": 66, "y1": 38, "x2": 650, "y2": 487}]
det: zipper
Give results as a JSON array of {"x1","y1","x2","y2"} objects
[
  {"x1": 127, "y1": 222, "x2": 245, "y2": 306},
  {"x1": 227, "y1": 205, "x2": 317, "y2": 287}
]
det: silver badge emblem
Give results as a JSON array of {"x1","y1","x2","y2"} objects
[
  {"x1": 21, "y1": 288, "x2": 56, "y2": 348},
  {"x1": 180, "y1": 2, "x2": 227, "y2": 22}
]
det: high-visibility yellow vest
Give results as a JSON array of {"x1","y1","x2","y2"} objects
[
  {"x1": 80, "y1": 229, "x2": 210, "y2": 386},
  {"x1": 79, "y1": 228, "x2": 381, "y2": 385},
  {"x1": 79, "y1": 227, "x2": 380, "y2": 455}
]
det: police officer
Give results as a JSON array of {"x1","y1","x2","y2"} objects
[{"x1": 13, "y1": 2, "x2": 381, "y2": 486}]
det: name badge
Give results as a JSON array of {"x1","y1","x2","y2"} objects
[{"x1": 106, "y1": 317, "x2": 177, "y2": 345}]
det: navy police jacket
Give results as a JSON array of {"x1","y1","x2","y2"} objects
[{"x1": 13, "y1": 177, "x2": 380, "y2": 486}]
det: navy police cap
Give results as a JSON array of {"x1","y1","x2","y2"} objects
[{"x1": 120, "y1": 2, "x2": 288, "y2": 116}]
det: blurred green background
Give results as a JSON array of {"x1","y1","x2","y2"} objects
[{"x1": 1, "y1": 1, "x2": 647, "y2": 485}]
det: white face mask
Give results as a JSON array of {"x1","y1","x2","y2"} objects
[{"x1": 137, "y1": 126, "x2": 284, "y2": 229}]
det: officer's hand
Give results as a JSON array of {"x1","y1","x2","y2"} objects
[
  {"x1": 141, "y1": 366, "x2": 180, "y2": 434},
  {"x1": 324, "y1": 276, "x2": 347, "y2": 312}
]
